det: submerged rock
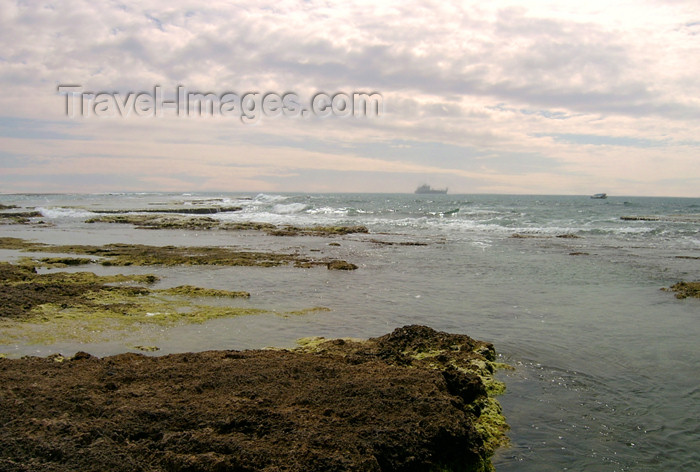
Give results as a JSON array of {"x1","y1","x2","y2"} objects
[
  {"x1": 86, "y1": 214, "x2": 369, "y2": 237},
  {"x1": 326, "y1": 260, "x2": 358, "y2": 270},
  {"x1": 663, "y1": 281, "x2": 700, "y2": 299},
  {"x1": 0, "y1": 237, "x2": 358, "y2": 270},
  {"x1": 91, "y1": 206, "x2": 243, "y2": 215},
  {"x1": 0, "y1": 210, "x2": 42, "y2": 224},
  {"x1": 0, "y1": 325, "x2": 508, "y2": 472},
  {"x1": 0, "y1": 261, "x2": 333, "y2": 345}
]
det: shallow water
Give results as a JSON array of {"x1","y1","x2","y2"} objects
[{"x1": 1, "y1": 192, "x2": 698, "y2": 470}]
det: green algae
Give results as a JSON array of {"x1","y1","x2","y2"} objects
[
  {"x1": 402, "y1": 347, "x2": 511, "y2": 460},
  {"x1": 0, "y1": 260, "x2": 326, "y2": 345},
  {"x1": 0, "y1": 299, "x2": 284, "y2": 345},
  {"x1": 1, "y1": 291, "x2": 285, "y2": 345},
  {"x1": 0, "y1": 237, "x2": 357, "y2": 270},
  {"x1": 473, "y1": 396, "x2": 510, "y2": 462},
  {"x1": 280, "y1": 307, "x2": 331, "y2": 317},
  {"x1": 0, "y1": 237, "x2": 301, "y2": 267},
  {"x1": 30, "y1": 257, "x2": 95, "y2": 268},
  {"x1": 1, "y1": 237, "x2": 359, "y2": 271},
  {"x1": 0, "y1": 261, "x2": 160, "y2": 319},
  {"x1": 157, "y1": 285, "x2": 250, "y2": 298},
  {"x1": 0, "y1": 237, "x2": 37, "y2": 250},
  {"x1": 0, "y1": 237, "x2": 346, "y2": 346}
]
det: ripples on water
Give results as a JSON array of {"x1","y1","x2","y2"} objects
[{"x1": 1, "y1": 192, "x2": 698, "y2": 471}]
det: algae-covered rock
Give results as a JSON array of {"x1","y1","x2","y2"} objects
[
  {"x1": 85, "y1": 214, "x2": 369, "y2": 237},
  {"x1": 158, "y1": 285, "x2": 250, "y2": 298},
  {"x1": 90, "y1": 206, "x2": 243, "y2": 215},
  {"x1": 368, "y1": 238, "x2": 429, "y2": 246},
  {"x1": 34, "y1": 257, "x2": 94, "y2": 268},
  {"x1": 0, "y1": 237, "x2": 302, "y2": 267},
  {"x1": 663, "y1": 281, "x2": 700, "y2": 299},
  {"x1": 0, "y1": 325, "x2": 507, "y2": 472},
  {"x1": 0, "y1": 237, "x2": 358, "y2": 270},
  {"x1": 509, "y1": 233, "x2": 542, "y2": 239},
  {"x1": 0, "y1": 260, "x2": 329, "y2": 345},
  {"x1": 0, "y1": 210, "x2": 42, "y2": 224},
  {"x1": 132, "y1": 345, "x2": 160, "y2": 352},
  {"x1": 297, "y1": 325, "x2": 511, "y2": 458},
  {"x1": 269, "y1": 224, "x2": 369, "y2": 236},
  {"x1": 327, "y1": 260, "x2": 358, "y2": 270},
  {"x1": 279, "y1": 306, "x2": 331, "y2": 317}
]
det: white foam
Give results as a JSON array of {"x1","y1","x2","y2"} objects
[
  {"x1": 37, "y1": 207, "x2": 96, "y2": 219},
  {"x1": 254, "y1": 193, "x2": 288, "y2": 203},
  {"x1": 307, "y1": 206, "x2": 349, "y2": 216},
  {"x1": 272, "y1": 203, "x2": 308, "y2": 214}
]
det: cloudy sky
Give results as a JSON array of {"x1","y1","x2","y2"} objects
[{"x1": 0, "y1": 0, "x2": 698, "y2": 196}]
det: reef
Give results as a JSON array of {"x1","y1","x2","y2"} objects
[
  {"x1": 621, "y1": 214, "x2": 700, "y2": 222},
  {"x1": 510, "y1": 233, "x2": 581, "y2": 239},
  {"x1": 663, "y1": 281, "x2": 700, "y2": 299},
  {"x1": 0, "y1": 325, "x2": 508, "y2": 472},
  {"x1": 0, "y1": 237, "x2": 355, "y2": 270},
  {"x1": 368, "y1": 238, "x2": 429, "y2": 246},
  {"x1": 0, "y1": 210, "x2": 42, "y2": 224},
  {"x1": 326, "y1": 260, "x2": 358, "y2": 270},
  {"x1": 0, "y1": 261, "x2": 158, "y2": 320},
  {"x1": 91, "y1": 206, "x2": 244, "y2": 215},
  {"x1": 0, "y1": 261, "x2": 328, "y2": 345},
  {"x1": 85, "y1": 214, "x2": 369, "y2": 237},
  {"x1": 157, "y1": 285, "x2": 250, "y2": 299}
]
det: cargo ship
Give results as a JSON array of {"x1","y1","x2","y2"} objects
[{"x1": 415, "y1": 184, "x2": 447, "y2": 194}]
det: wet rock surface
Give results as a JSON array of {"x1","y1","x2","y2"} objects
[
  {"x1": 0, "y1": 237, "x2": 358, "y2": 271},
  {"x1": 85, "y1": 214, "x2": 369, "y2": 237},
  {"x1": 663, "y1": 281, "x2": 700, "y2": 299},
  {"x1": 0, "y1": 325, "x2": 507, "y2": 472},
  {"x1": 0, "y1": 261, "x2": 331, "y2": 345},
  {"x1": 0, "y1": 210, "x2": 43, "y2": 224}
]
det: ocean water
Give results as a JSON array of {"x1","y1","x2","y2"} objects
[{"x1": 1, "y1": 192, "x2": 698, "y2": 471}]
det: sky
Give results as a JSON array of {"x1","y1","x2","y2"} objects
[{"x1": 0, "y1": 0, "x2": 698, "y2": 196}]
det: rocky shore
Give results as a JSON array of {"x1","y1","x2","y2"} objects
[{"x1": 0, "y1": 325, "x2": 508, "y2": 472}]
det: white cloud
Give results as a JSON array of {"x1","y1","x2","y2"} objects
[{"x1": 0, "y1": 0, "x2": 698, "y2": 195}]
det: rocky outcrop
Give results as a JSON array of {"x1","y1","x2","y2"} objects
[{"x1": 0, "y1": 326, "x2": 508, "y2": 472}]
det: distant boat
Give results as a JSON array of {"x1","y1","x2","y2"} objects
[
  {"x1": 415, "y1": 184, "x2": 447, "y2": 194},
  {"x1": 591, "y1": 193, "x2": 607, "y2": 199}
]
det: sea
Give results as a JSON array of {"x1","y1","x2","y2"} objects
[{"x1": 1, "y1": 192, "x2": 698, "y2": 471}]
